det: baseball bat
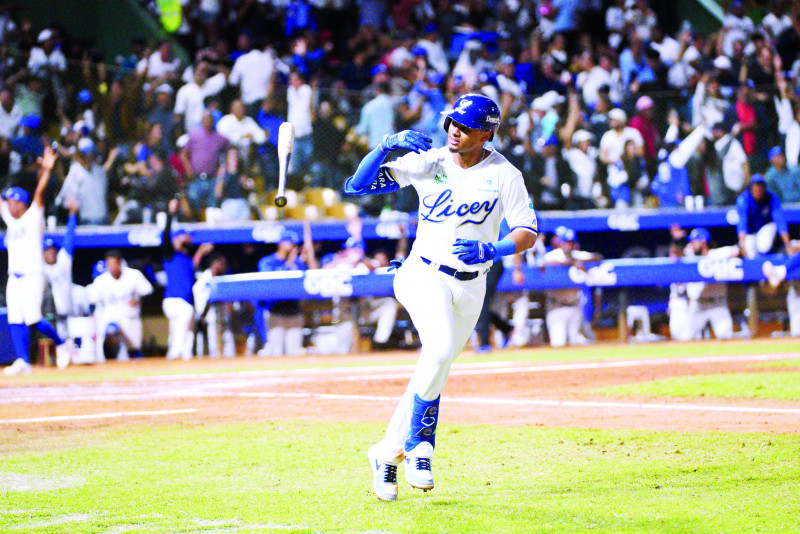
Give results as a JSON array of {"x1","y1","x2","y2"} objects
[{"x1": 275, "y1": 122, "x2": 295, "y2": 208}]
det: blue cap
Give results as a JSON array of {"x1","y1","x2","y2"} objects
[
  {"x1": 279, "y1": 230, "x2": 301, "y2": 245},
  {"x1": 750, "y1": 174, "x2": 766, "y2": 185},
  {"x1": 4, "y1": 187, "x2": 29, "y2": 204},
  {"x1": 411, "y1": 46, "x2": 427, "y2": 57},
  {"x1": 77, "y1": 89, "x2": 92, "y2": 104},
  {"x1": 20, "y1": 114, "x2": 41, "y2": 130},
  {"x1": 422, "y1": 23, "x2": 438, "y2": 34},
  {"x1": 92, "y1": 260, "x2": 107, "y2": 279},
  {"x1": 370, "y1": 64, "x2": 387, "y2": 77},
  {"x1": 768, "y1": 146, "x2": 784, "y2": 160},
  {"x1": 344, "y1": 236, "x2": 366, "y2": 250},
  {"x1": 43, "y1": 238, "x2": 58, "y2": 250},
  {"x1": 688, "y1": 227, "x2": 710, "y2": 243}
]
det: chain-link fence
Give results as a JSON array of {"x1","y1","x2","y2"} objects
[{"x1": 2, "y1": 47, "x2": 800, "y2": 360}]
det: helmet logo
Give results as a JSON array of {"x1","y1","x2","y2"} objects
[{"x1": 454, "y1": 99, "x2": 472, "y2": 114}]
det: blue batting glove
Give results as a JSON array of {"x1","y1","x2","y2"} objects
[
  {"x1": 452, "y1": 239, "x2": 496, "y2": 265},
  {"x1": 381, "y1": 130, "x2": 433, "y2": 154},
  {"x1": 388, "y1": 258, "x2": 405, "y2": 271}
]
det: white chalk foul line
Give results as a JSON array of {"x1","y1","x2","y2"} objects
[
  {"x1": 237, "y1": 391, "x2": 800, "y2": 415},
  {"x1": 0, "y1": 408, "x2": 197, "y2": 425}
]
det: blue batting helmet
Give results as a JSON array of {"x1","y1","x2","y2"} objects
[
  {"x1": 441, "y1": 93, "x2": 501, "y2": 140},
  {"x1": 688, "y1": 227, "x2": 710, "y2": 243},
  {"x1": 3, "y1": 186, "x2": 29, "y2": 204}
]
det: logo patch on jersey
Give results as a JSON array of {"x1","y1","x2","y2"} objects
[
  {"x1": 420, "y1": 189, "x2": 498, "y2": 226},
  {"x1": 434, "y1": 173, "x2": 448, "y2": 185}
]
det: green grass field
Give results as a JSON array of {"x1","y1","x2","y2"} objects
[
  {"x1": 2, "y1": 421, "x2": 800, "y2": 533},
  {"x1": 3, "y1": 338, "x2": 800, "y2": 532}
]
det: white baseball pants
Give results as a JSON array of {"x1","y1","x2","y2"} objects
[
  {"x1": 372, "y1": 255, "x2": 485, "y2": 461},
  {"x1": 163, "y1": 297, "x2": 195, "y2": 360},
  {"x1": 669, "y1": 298, "x2": 694, "y2": 341},
  {"x1": 262, "y1": 313, "x2": 304, "y2": 356},
  {"x1": 6, "y1": 273, "x2": 44, "y2": 325},
  {"x1": 692, "y1": 306, "x2": 734, "y2": 339},
  {"x1": 546, "y1": 305, "x2": 583, "y2": 347},
  {"x1": 743, "y1": 222, "x2": 777, "y2": 258},
  {"x1": 787, "y1": 285, "x2": 800, "y2": 337}
]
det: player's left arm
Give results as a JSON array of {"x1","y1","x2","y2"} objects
[
  {"x1": 771, "y1": 194, "x2": 791, "y2": 251},
  {"x1": 62, "y1": 198, "x2": 79, "y2": 257},
  {"x1": 33, "y1": 145, "x2": 58, "y2": 208}
]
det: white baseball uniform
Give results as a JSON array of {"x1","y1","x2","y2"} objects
[
  {"x1": 44, "y1": 247, "x2": 73, "y2": 338},
  {"x1": 88, "y1": 266, "x2": 153, "y2": 361},
  {"x1": 542, "y1": 248, "x2": 595, "y2": 347},
  {"x1": 371, "y1": 145, "x2": 537, "y2": 460},
  {"x1": 192, "y1": 269, "x2": 235, "y2": 358},
  {"x1": 668, "y1": 282, "x2": 694, "y2": 341},
  {"x1": 787, "y1": 282, "x2": 800, "y2": 337},
  {"x1": 2, "y1": 202, "x2": 45, "y2": 325},
  {"x1": 685, "y1": 246, "x2": 737, "y2": 340}
]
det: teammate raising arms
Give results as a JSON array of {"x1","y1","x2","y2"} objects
[
  {"x1": 3, "y1": 145, "x2": 71, "y2": 376},
  {"x1": 345, "y1": 94, "x2": 538, "y2": 501}
]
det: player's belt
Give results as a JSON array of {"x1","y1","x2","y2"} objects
[{"x1": 420, "y1": 256, "x2": 480, "y2": 281}]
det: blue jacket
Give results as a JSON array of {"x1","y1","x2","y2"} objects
[{"x1": 735, "y1": 189, "x2": 787, "y2": 235}]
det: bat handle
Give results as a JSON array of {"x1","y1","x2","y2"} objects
[{"x1": 274, "y1": 196, "x2": 287, "y2": 208}]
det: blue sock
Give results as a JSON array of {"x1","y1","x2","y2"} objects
[
  {"x1": 784, "y1": 252, "x2": 800, "y2": 277},
  {"x1": 8, "y1": 324, "x2": 30, "y2": 363},
  {"x1": 405, "y1": 394, "x2": 440, "y2": 452},
  {"x1": 129, "y1": 349, "x2": 143, "y2": 359},
  {"x1": 36, "y1": 320, "x2": 64, "y2": 345}
]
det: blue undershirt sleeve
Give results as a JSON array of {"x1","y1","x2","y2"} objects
[{"x1": 63, "y1": 213, "x2": 77, "y2": 257}]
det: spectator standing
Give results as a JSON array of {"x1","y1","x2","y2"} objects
[
  {"x1": 765, "y1": 146, "x2": 800, "y2": 203},
  {"x1": 736, "y1": 174, "x2": 790, "y2": 257},
  {"x1": 599, "y1": 108, "x2": 644, "y2": 168},
  {"x1": 286, "y1": 70, "x2": 314, "y2": 181},
  {"x1": 89, "y1": 249, "x2": 154, "y2": 361},
  {"x1": 27, "y1": 29, "x2": 66, "y2": 94},
  {"x1": 354, "y1": 81, "x2": 395, "y2": 149},
  {"x1": 311, "y1": 101, "x2": 347, "y2": 189},
  {"x1": 628, "y1": 95, "x2": 660, "y2": 170},
  {"x1": 214, "y1": 147, "x2": 254, "y2": 221},
  {"x1": 55, "y1": 138, "x2": 113, "y2": 225},
  {"x1": 216, "y1": 99, "x2": 267, "y2": 166},
  {"x1": 527, "y1": 134, "x2": 577, "y2": 210},
  {"x1": 564, "y1": 129, "x2": 599, "y2": 207},
  {"x1": 174, "y1": 61, "x2": 227, "y2": 134},
  {"x1": 710, "y1": 121, "x2": 748, "y2": 204},
  {"x1": 0, "y1": 86, "x2": 22, "y2": 139},
  {"x1": 147, "y1": 84, "x2": 177, "y2": 153},
  {"x1": 228, "y1": 34, "x2": 275, "y2": 116},
  {"x1": 183, "y1": 110, "x2": 230, "y2": 216},
  {"x1": 137, "y1": 40, "x2": 182, "y2": 83}
]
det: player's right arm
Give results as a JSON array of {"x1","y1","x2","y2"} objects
[
  {"x1": 343, "y1": 130, "x2": 431, "y2": 195},
  {"x1": 63, "y1": 198, "x2": 78, "y2": 257}
]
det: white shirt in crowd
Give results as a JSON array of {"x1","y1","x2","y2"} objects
[
  {"x1": 27, "y1": 46, "x2": 66, "y2": 76},
  {"x1": 287, "y1": 82, "x2": 313, "y2": 137},
  {"x1": 776, "y1": 95, "x2": 800, "y2": 167},
  {"x1": 721, "y1": 13, "x2": 754, "y2": 57},
  {"x1": 1, "y1": 202, "x2": 44, "y2": 275},
  {"x1": 216, "y1": 113, "x2": 267, "y2": 147},
  {"x1": 415, "y1": 39, "x2": 449, "y2": 75},
  {"x1": 599, "y1": 127, "x2": 644, "y2": 164},
  {"x1": 564, "y1": 146, "x2": 598, "y2": 199},
  {"x1": 89, "y1": 267, "x2": 154, "y2": 321},
  {"x1": 761, "y1": 12, "x2": 792, "y2": 37},
  {"x1": 0, "y1": 103, "x2": 22, "y2": 139},
  {"x1": 715, "y1": 134, "x2": 748, "y2": 192},
  {"x1": 229, "y1": 48, "x2": 275, "y2": 105},
  {"x1": 173, "y1": 73, "x2": 227, "y2": 133},
  {"x1": 137, "y1": 50, "x2": 182, "y2": 79}
]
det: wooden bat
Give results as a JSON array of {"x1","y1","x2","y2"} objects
[{"x1": 275, "y1": 122, "x2": 294, "y2": 208}]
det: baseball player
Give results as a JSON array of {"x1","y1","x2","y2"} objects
[
  {"x1": 192, "y1": 252, "x2": 230, "y2": 358},
  {"x1": 667, "y1": 236, "x2": 694, "y2": 342},
  {"x1": 42, "y1": 198, "x2": 79, "y2": 368},
  {"x1": 542, "y1": 227, "x2": 602, "y2": 347},
  {"x1": 683, "y1": 228, "x2": 738, "y2": 340},
  {"x1": 344, "y1": 93, "x2": 537, "y2": 501},
  {"x1": 88, "y1": 249, "x2": 153, "y2": 361},
  {"x1": 762, "y1": 241, "x2": 800, "y2": 336},
  {"x1": 2, "y1": 146, "x2": 71, "y2": 376}
]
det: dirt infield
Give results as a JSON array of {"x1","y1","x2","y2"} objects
[{"x1": 2, "y1": 341, "x2": 800, "y2": 449}]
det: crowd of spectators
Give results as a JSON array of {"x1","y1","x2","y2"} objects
[{"x1": 0, "y1": 1, "x2": 798, "y2": 227}]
